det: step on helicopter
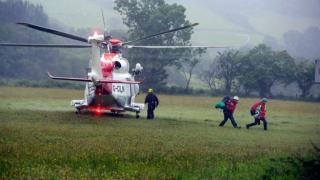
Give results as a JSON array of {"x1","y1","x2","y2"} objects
[{"x1": 0, "y1": 22, "x2": 235, "y2": 118}]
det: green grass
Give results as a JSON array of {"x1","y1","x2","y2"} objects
[{"x1": 0, "y1": 87, "x2": 319, "y2": 179}]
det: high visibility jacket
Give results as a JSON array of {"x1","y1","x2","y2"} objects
[
  {"x1": 253, "y1": 101, "x2": 266, "y2": 118},
  {"x1": 223, "y1": 99, "x2": 237, "y2": 114}
]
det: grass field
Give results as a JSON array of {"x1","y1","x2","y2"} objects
[{"x1": 0, "y1": 87, "x2": 319, "y2": 179}]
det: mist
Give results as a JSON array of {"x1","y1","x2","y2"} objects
[{"x1": 3, "y1": 0, "x2": 319, "y2": 96}]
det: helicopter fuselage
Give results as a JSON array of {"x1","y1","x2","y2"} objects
[{"x1": 71, "y1": 51, "x2": 144, "y2": 114}]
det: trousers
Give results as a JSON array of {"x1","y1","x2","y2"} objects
[
  {"x1": 147, "y1": 103, "x2": 155, "y2": 119},
  {"x1": 247, "y1": 117, "x2": 267, "y2": 130},
  {"x1": 219, "y1": 112, "x2": 238, "y2": 128}
]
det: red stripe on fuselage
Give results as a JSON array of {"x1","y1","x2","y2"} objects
[{"x1": 101, "y1": 53, "x2": 117, "y2": 94}]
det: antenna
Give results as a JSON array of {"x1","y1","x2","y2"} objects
[
  {"x1": 101, "y1": 9, "x2": 106, "y2": 31},
  {"x1": 101, "y1": 9, "x2": 111, "y2": 41}
]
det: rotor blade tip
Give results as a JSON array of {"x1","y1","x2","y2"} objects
[
  {"x1": 47, "y1": 72, "x2": 53, "y2": 77},
  {"x1": 16, "y1": 22, "x2": 26, "y2": 25}
]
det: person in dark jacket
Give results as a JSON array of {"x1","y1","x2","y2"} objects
[
  {"x1": 219, "y1": 96, "x2": 241, "y2": 129},
  {"x1": 246, "y1": 98, "x2": 268, "y2": 130},
  {"x1": 144, "y1": 88, "x2": 159, "y2": 119}
]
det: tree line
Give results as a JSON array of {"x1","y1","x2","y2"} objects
[
  {"x1": 0, "y1": 0, "x2": 92, "y2": 80},
  {"x1": 199, "y1": 46, "x2": 315, "y2": 98}
]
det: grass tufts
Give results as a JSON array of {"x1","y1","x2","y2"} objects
[{"x1": 0, "y1": 87, "x2": 319, "y2": 179}]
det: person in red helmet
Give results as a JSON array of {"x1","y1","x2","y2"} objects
[
  {"x1": 219, "y1": 96, "x2": 241, "y2": 129},
  {"x1": 246, "y1": 98, "x2": 268, "y2": 130}
]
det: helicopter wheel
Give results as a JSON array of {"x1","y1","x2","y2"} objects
[
  {"x1": 135, "y1": 111, "x2": 140, "y2": 119},
  {"x1": 75, "y1": 109, "x2": 81, "y2": 114},
  {"x1": 110, "y1": 111, "x2": 116, "y2": 116}
]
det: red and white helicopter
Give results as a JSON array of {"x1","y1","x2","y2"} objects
[{"x1": 0, "y1": 22, "x2": 233, "y2": 118}]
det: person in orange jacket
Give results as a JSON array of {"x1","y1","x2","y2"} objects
[
  {"x1": 246, "y1": 98, "x2": 268, "y2": 130},
  {"x1": 219, "y1": 96, "x2": 241, "y2": 129}
]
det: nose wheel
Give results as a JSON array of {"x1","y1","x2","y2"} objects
[
  {"x1": 135, "y1": 111, "x2": 140, "y2": 119},
  {"x1": 75, "y1": 108, "x2": 81, "y2": 114}
]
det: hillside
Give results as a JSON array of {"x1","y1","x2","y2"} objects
[{"x1": 25, "y1": 0, "x2": 320, "y2": 47}]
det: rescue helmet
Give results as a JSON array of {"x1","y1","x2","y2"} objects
[
  {"x1": 148, "y1": 88, "x2": 153, "y2": 93},
  {"x1": 233, "y1": 96, "x2": 239, "y2": 101},
  {"x1": 262, "y1": 98, "x2": 267, "y2": 102}
]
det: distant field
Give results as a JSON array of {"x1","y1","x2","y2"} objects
[{"x1": 0, "y1": 87, "x2": 319, "y2": 179}]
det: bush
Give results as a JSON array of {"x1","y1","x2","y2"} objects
[
  {"x1": 262, "y1": 142, "x2": 320, "y2": 179},
  {"x1": 0, "y1": 78, "x2": 7, "y2": 86}
]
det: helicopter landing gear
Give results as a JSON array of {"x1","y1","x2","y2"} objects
[
  {"x1": 111, "y1": 110, "x2": 117, "y2": 116},
  {"x1": 135, "y1": 111, "x2": 140, "y2": 119},
  {"x1": 75, "y1": 108, "x2": 81, "y2": 114}
]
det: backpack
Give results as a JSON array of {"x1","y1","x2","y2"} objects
[
  {"x1": 250, "y1": 107, "x2": 255, "y2": 116},
  {"x1": 250, "y1": 104, "x2": 262, "y2": 116},
  {"x1": 215, "y1": 101, "x2": 225, "y2": 109},
  {"x1": 221, "y1": 96, "x2": 231, "y2": 103},
  {"x1": 215, "y1": 96, "x2": 230, "y2": 109}
]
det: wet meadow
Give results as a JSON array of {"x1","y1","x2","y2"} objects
[{"x1": 0, "y1": 87, "x2": 319, "y2": 179}]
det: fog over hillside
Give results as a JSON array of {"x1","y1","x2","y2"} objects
[
  {"x1": 172, "y1": 0, "x2": 319, "y2": 44},
  {"x1": 26, "y1": 0, "x2": 320, "y2": 46},
  {"x1": 24, "y1": 0, "x2": 320, "y2": 60}
]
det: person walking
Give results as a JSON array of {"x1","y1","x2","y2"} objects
[
  {"x1": 144, "y1": 88, "x2": 159, "y2": 119},
  {"x1": 219, "y1": 96, "x2": 241, "y2": 129},
  {"x1": 246, "y1": 98, "x2": 268, "y2": 130}
]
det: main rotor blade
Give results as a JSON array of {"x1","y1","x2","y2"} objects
[
  {"x1": 0, "y1": 43, "x2": 91, "y2": 48},
  {"x1": 122, "y1": 23, "x2": 199, "y2": 45},
  {"x1": 16, "y1": 23, "x2": 88, "y2": 43},
  {"x1": 124, "y1": 45, "x2": 236, "y2": 49}
]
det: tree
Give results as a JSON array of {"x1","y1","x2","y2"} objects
[
  {"x1": 0, "y1": 0, "x2": 91, "y2": 80},
  {"x1": 175, "y1": 48, "x2": 205, "y2": 93},
  {"x1": 198, "y1": 60, "x2": 221, "y2": 94},
  {"x1": 215, "y1": 49, "x2": 242, "y2": 93},
  {"x1": 239, "y1": 44, "x2": 296, "y2": 97},
  {"x1": 295, "y1": 60, "x2": 315, "y2": 98},
  {"x1": 114, "y1": 0, "x2": 194, "y2": 90},
  {"x1": 0, "y1": 0, "x2": 48, "y2": 26}
]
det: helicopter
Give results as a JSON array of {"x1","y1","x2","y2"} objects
[{"x1": 0, "y1": 22, "x2": 235, "y2": 118}]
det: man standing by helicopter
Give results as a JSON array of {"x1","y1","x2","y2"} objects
[{"x1": 145, "y1": 88, "x2": 159, "y2": 119}]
